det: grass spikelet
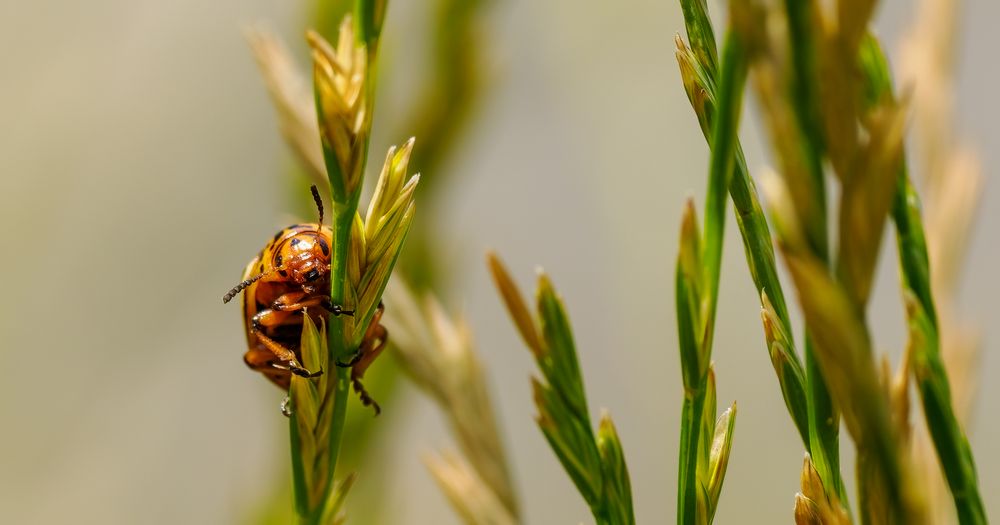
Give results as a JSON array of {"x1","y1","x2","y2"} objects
[
  {"x1": 488, "y1": 252, "x2": 635, "y2": 525},
  {"x1": 383, "y1": 278, "x2": 520, "y2": 522}
]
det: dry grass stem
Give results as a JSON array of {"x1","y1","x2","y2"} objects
[
  {"x1": 424, "y1": 451, "x2": 518, "y2": 525},
  {"x1": 383, "y1": 278, "x2": 520, "y2": 522},
  {"x1": 245, "y1": 26, "x2": 327, "y2": 193}
]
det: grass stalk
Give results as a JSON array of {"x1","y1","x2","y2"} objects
[
  {"x1": 676, "y1": 0, "x2": 808, "y2": 448},
  {"x1": 745, "y1": 3, "x2": 941, "y2": 519},
  {"x1": 277, "y1": 8, "x2": 421, "y2": 523},
  {"x1": 310, "y1": 14, "x2": 373, "y2": 521},
  {"x1": 700, "y1": 29, "x2": 746, "y2": 348},
  {"x1": 858, "y1": 36, "x2": 988, "y2": 525},
  {"x1": 673, "y1": 6, "x2": 747, "y2": 520},
  {"x1": 773, "y1": 0, "x2": 846, "y2": 504},
  {"x1": 489, "y1": 253, "x2": 635, "y2": 525}
]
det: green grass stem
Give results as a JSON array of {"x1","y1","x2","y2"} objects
[
  {"x1": 674, "y1": 18, "x2": 746, "y2": 524},
  {"x1": 676, "y1": 1, "x2": 807, "y2": 443},
  {"x1": 857, "y1": 35, "x2": 988, "y2": 525}
]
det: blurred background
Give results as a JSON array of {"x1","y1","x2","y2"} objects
[{"x1": 1, "y1": 0, "x2": 997, "y2": 523}]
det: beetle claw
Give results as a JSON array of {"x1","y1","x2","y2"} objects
[
  {"x1": 336, "y1": 351, "x2": 363, "y2": 368},
  {"x1": 291, "y1": 365, "x2": 324, "y2": 378},
  {"x1": 325, "y1": 301, "x2": 354, "y2": 317}
]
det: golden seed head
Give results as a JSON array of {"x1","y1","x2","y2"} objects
[{"x1": 308, "y1": 17, "x2": 371, "y2": 197}]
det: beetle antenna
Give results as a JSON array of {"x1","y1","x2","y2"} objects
[
  {"x1": 310, "y1": 185, "x2": 324, "y2": 228},
  {"x1": 222, "y1": 267, "x2": 282, "y2": 304}
]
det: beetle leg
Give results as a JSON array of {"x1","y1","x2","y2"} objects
[
  {"x1": 346, "y1": 302, "x2": 387, "y2": 415},
  {"x1": 271, "y1": 292, "x2": 353, "y2": 317},
  {"x1": 350, "y1": 324, "x2": 387, "y2": 416},
  {"x1": 251, "y1": 308, "x2": 294, "y2": 331},
  {"x1": 272, "y1": 292, "x2": 325, "y2": 312},
  {"x1": 351, "y1": 322, "x2": 388, "y2": 380},
  {"x1": 335, "y1": 351, "x2": 363, "y2": 368},
  {"x1": 252, "y1": 319, "x2": 323, "y2": 379},
  {"x1": 352, "y1": 377, "x2": 381, "y2": 416},
  {"x1": 270, "y1": 291, "x2": 307, "y2": 311},
  {"x1": 335, "y1": 301, "x2": 381, "y2": 366},
  {"x1": 270, "y1": 360, "x2": 324, "y2": 378},
  {"x1": 243, "y1": 347, "x2": 291, "y2": 390},
  {"x1": 322, "y1": 301, "x2": 354, "y2": 317}
]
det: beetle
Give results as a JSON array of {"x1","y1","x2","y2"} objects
[{"x1": 223, "y1": 185, "x2": 387, "y2": 415}]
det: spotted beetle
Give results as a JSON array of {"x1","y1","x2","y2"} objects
[{"x1": 223, "y1": 186, "x2": 387, "y2": 414}]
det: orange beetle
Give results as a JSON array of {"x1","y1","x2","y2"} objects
[{"x1": 223, "y1": 186, "x2": 387, "y2": 414}]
